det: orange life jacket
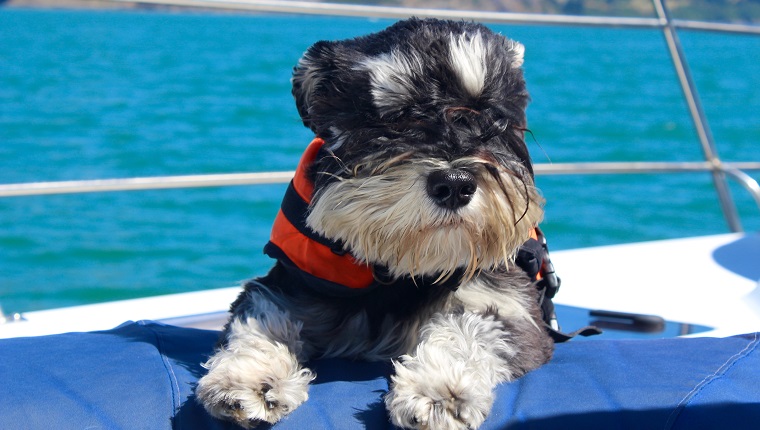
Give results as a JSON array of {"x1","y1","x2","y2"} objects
[{"x1": 265, "y1": 138, "x2": 376, "y2": 290}]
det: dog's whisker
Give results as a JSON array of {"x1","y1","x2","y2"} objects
[
  {"x1": 467, "y1": 240, "x2": 480, "y2": 281},
  {"x1": 432, "y1": 270, "x2": 448, "y2": 285},
  {"x1": 519, "y1": 127, "x2": 552, "y2": 164},
  {"x1": 316, "y1": 170, "x2": 347, "y2": 184},
  {"x1": 505, "y1": 170, "x2": 532, "y2": 227}
]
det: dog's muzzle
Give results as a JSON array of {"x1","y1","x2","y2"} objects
[{"x1": 426, "y1": 168, "x2": 477, "y2": 210}]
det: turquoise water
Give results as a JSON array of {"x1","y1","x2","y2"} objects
[{"x1": 1, "y1": 9, "x2": 758, "y2": 313}]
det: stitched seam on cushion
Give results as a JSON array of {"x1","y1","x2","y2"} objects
[
  {"x1": 144, "y1": 322, "x2": 182, "y2": 429},
  {"x1": 663, "y1": 332, "x2": 760, "y2": 429}
]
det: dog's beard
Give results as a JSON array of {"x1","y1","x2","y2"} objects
[{"x1": 306, "y1": 156, "x2": 544, "y2": 282}]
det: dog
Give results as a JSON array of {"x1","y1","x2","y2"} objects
[{"x1": 196, "y1": 18, "x2": 554, "y2": 430}]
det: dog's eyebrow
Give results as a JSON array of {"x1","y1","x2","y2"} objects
[
  {"x1": 350, "y1": 151, "x2": 416, "y2": 177},
  {"x1": 444, "y1": 106, "x2": 481, "y2": 118}
]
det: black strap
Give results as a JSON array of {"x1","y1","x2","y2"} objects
[
  {"x1": 547, "y1": 325, "x2": 604, "y2": 343},
  {"x1": 516, "y1": 228, "x2": 602, "y2": 343},
  {"x1": 516, "y1": 237, "x2": 544, "y2": 283},
  {"x1": 279, "y1": 181, "x2": 347, "y2": 255}
]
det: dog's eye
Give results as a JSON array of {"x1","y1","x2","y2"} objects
[
  {"x1": 351, "y1": 164, "x2": 366, "y2": 177},
  {"x1": 225, "y1": 400, "x2": 243, "y2": 410}
]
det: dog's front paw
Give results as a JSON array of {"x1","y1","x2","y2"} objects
[
  {"x1": 196, "y1": 346, "x2": 314, "y2": 428},
  {"x1": 385, "y1": 355, "x2": 494, "y2": 430}
]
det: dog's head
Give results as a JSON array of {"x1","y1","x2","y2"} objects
[{"x1": 291, "y1": 18, "x2": 544, "y2": 282}]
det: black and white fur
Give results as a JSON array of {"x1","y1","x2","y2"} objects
[{"x1": 197, "y1": 18, "x2": 553, "y2": 430}]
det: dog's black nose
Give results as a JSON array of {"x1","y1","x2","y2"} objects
[{"x1": 426, "y1": 169, "x2": 477, "y2": 210}]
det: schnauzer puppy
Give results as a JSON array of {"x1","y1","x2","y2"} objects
[{"x1": 197, "y1": 18, "x2": 553, "y2": 430}]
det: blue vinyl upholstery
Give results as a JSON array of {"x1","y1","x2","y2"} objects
[{"x1": 1, "y1": 321, "x2": 758, "y2": 429}]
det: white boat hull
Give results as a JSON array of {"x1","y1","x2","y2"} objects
[{"x1": 2, "y1": 233, "x2": 758, "y2": 339}]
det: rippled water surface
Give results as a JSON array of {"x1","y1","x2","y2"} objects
[{"x1": 1, "y1": 9, "x2": 758, "y2": 312}]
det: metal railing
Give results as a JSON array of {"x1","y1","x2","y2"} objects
[
  {"x1": 3, "y1": 0, "x2": 759, "y2": 231},
  {"x1": 2, "y1": 162, "x2": 760, "y2": 203},
  {"x1": 111, "y1": 0, "x2": 760, "y2": 35}
]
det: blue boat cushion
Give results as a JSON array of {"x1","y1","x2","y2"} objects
[{"x1": 1, "y1": 321, "x2": 758, "y2": 429}]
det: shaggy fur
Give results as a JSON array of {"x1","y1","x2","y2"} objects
[{"x1": 196, "y1": 18, "x2": 554, "y2": 430}]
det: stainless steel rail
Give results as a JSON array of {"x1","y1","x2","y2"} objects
[
  {"x1": 116, "y1": 0, "x2": 665, "y2": 28},
  {"x1": 652, "y1": 0, "x2": 744, "y2": 231},
  {"x1": 3, "y1": 163, "x2": 759, "y2": 212},
  {"x1": 0, "y1": 172, "x2": 294, "y2": 197},
  {"x1": 114, "y1": 0, "x2": 760, "y2": 35},
  {"x1": 536, "y1": 162, "x2": 760, "y2": 176},
  {"x1": 724, "y1": 168, "x2": 760, "y2": 212}
]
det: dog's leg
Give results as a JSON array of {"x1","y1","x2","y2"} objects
[
  {"x1": 385, "y1": 310, "x2": 548, "y2": 430},
  {"x1": 196, "y1": 292, "x2": 314, "y2": 428}
]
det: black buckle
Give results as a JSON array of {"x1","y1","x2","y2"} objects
[{"x1": 536, "y1": 228, "x2": 561, "y2": 299}]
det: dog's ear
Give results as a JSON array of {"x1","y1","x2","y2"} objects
[
  {"x1": 292, "y1": 41, "x2": 363, "y2": 135},
  {"x1": 291, "y1": 41, "x2": 330, "y2": 133},
  {"x1": 509, "y1": 41, "x2": 525, "y2": 68}
]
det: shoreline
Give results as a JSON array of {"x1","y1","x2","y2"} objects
[
  {"x1": 3, "y1": 0, "x2": 137, "y2": 9},
  {"x1": 3, "y1": 0, "x2": 758, "y2": 24},
  {"x1": 1, "y1": 0, "x2": 218, "y2": 12}
]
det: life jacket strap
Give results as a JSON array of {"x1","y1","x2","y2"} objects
[{"x1": 516, "y1": 227, "x2": 602, "y2": 342}]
